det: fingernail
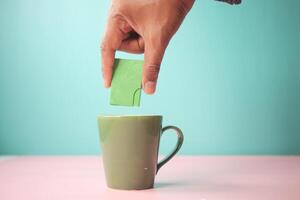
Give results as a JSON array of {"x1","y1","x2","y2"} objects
[{"x1": 144, "y1": 81, "x2": 156, "y2": 94}]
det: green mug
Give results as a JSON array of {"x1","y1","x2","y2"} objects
[{"x1": 97, "y1": 115, "x2": 184, "y2": 190}]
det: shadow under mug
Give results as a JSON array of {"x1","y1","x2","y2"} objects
[{"x1": 97, "y1": 115, "x2": 184, "y2": 190}]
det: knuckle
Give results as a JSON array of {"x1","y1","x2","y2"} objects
[
  {"x1": 145, "y1": 65, "x2": 160, "y2": 81},
  {"x1": 100, "y1": 42, "x2": 109, "y2": 52},
  {"x1": 102, "y1": 65, "x2": 112, "y2": 73}
]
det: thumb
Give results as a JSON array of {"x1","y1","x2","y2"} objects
[{"x1": 143, "y1": 40, "x2": 167, "y2": 94}]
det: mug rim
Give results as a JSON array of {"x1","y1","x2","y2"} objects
[{"x1": 98, "y1": 115, "x2": 162, "y2": 119}]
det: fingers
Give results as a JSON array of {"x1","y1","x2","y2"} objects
[
  {"x1": 119, "y1": 35, "x2": 144, "y2": 54},
  {"x1": 142, "y1": 38, "x2": 168, "y2": 94},
  {"x1": 101, "y1": 36, "x2": 116, "y2": 88},
  {"x1": 101, "y1": 16, "x2": 129, "y2": 88},
  {"x1": 101, "y1": 37, "x2": 117, "y2": 88}
]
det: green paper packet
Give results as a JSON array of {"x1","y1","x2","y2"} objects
[{"x1": 110, "y1": 58, "x2": 143, "y2": 107}]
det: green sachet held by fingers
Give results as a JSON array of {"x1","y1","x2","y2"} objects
[{"x1": 110, "y1": 58, "x2": 143, "y2": 107}]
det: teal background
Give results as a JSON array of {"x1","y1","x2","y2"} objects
[{"x1": 0, "y1": 0, "x2": 299, "y2": 155}]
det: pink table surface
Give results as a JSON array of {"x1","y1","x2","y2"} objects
[{"x1": 0, "y1": 156, "x2": 300, "y2": 200}]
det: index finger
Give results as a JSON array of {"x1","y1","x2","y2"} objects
[{"x1": 101, "y1": 16, "x2": 128, "y2": 88}]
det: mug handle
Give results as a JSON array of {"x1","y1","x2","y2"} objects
[{"x1": 156, "y1": 126, "x2": 184, "y2": 173}]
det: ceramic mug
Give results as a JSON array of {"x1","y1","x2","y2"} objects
[{"x1": 97, "y1": 115, "x2": 184, "y2": 190}]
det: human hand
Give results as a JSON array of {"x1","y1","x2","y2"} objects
[{"x1": 101, "y1": 0, "x2": 195, "y2": 94}]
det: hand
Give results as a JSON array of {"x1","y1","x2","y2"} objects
[{"x1": 101, "y1": 0, "x2": 195, "y2": 94}]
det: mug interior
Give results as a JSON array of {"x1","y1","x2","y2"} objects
[{"x1": 98, "y1": 115, "x2": 162, "y2": 120}]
